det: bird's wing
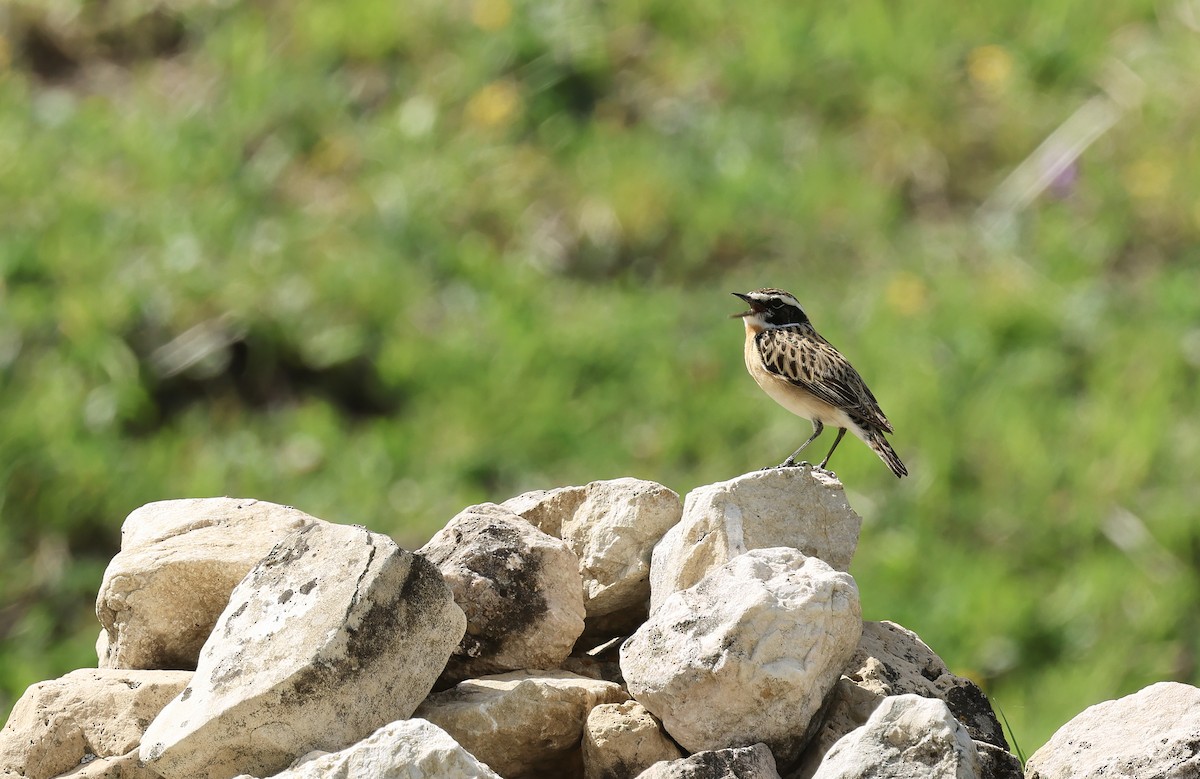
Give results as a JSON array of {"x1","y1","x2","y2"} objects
[{"x1": 755, "y1": 327, "x2": 894, "y2": 433}]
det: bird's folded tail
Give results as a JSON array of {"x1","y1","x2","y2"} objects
[{"x1": 865, "y1": 428, "x2": 908, "y2": 478}]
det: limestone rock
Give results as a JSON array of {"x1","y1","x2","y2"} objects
[
  {"x1": 419, "y1": 504, "x2": 585, "y2": 684},
  {"x1": 55, "y1": 748, "x2": 162, "y2": 777},
  {"x1": 1025, "y1": 681, "x2": 1200, "y2": 779},
  {"x1": 621, "y1": 548, "x2": 861, "y2": 768},
  {"x1": 139, "y1": 522, "x2": 466, "y2": 779},
  {"x1": 502, "y1": 485, "x2": 587, "y2": 538},
  {"x1": 797, "y1": 621, "x2": 1014, "y2": 777},
  {"x1": 96, "y1": 498, "x2": 322, "y2": 670},
  {"x1": 416, "y1": 669, "x2": 629, "y2": 778},
  {"x1": 812, "y1": 695, "x2": 981, "y2": 779},
  {"x1": 636, "y1": 743, "x2": 780, "y2": 779},
  {"x1": 563, "y1": 479, "x2": 682, "y2": 620},
  {"x1": 0, "y1": 668, "x2": 190, "y2": 779},
  {"x1": 850, "y1": 622, "x2": 1007, "y2": 747},
  {"x1": 507, "y1": 479, "x2": 682, "y2": 630},
  {"x1": 54, "y1": 750, "x2": 162, "y2": 778},
  {"x1": 229, "y1": 719, "x2": 502, "y2": 779},
  {"x1": 650, "y1": 467, "x2": 860, "y2": 613},
  {"x1": 583, "y1": 700, "x2": 684, "y2": 779}
]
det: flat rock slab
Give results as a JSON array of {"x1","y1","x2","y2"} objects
[
  {"x1": 650, "y1": 467, "x2": 861, "y2": 613},
  {"x1": 622, "y1": 547, "x2": 861, "y2": 768},
  {"x1": 139, "y1": 522, "x2": 466, "y2": 779},
  {"x1": 0, "y1": 668, "x2": 190, "y2": 779},
  {"x1": 1026, "y1": 681, "x2": 1200, "y2": 779},
  {"x1": 812, "y1": 694, "x2": 981, "y2": 779},
  {"x1": 416, "y1": 670, "x2": 629, "y2": 778},
  {"x1": 96, "y1": 498, "x2": 322, "y2": 670},
  {"x1": 231, "y1": 719, "x2": 502, "y2": 779}
]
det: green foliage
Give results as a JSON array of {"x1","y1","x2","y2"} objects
[{"x1": 3, "y1": 0, "x2": 1200, "y2": 755}]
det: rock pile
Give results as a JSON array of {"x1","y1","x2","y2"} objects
[{"x1": 0, "y1": 469, "x2": 1193, "y2": 778}]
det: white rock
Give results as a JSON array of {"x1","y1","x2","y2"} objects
[
  {"x1": 621, "y1": 548, "x2": 861, "y2": 767},
  {"x1": 419, "y1": 504, "x2": 585, "y2": 684},
  {"x1": 560, "y1": 479, "x2": 682, "y2": 621},
  {"x1": 229, "y1": 719, "x2": 502, "y2": 779},
  {"x1": 95, "y1": 628, "x2": 109, "y2": 664},
  {"x1": 96, "y1": 498, "x2": 322, "y2": 669},
  {"x1": 636, "y1": 743, "x2": 780, "y2": 779},
  {"x1": 812, "y1": 695, "x2": 980, "y2": 779},
  {"x1": 507, "y1": 479, "x2": 683, "y2": 630},
  {"x1": 583, "y1": 700, "x2": 684, "y2": 779},
  {"x1": 797, "y1": 621, "x2": 1014, "y2": 778},
  {"x1": 0, "y1": 668, "x2": 190, "y2": 779},
  {"x1": 650, "y1": 467, "x2": 860, "y2": 613},
  {"x1": 139, "y1": 522, "x2": 466, "y2": 779},
  {"x1": 502, "y1": 486, "x2": 587, "y2": 538},
  {"x1": 53, "y1": 749, "x2": 162, "y2": 778},
  {"x1": 1025, "y1": 681, "x2": 1200, "y2": 779},
  {"x1": 416, "y1": 670, "x2": 629, "y2": 778}
]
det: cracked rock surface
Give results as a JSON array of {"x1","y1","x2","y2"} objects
[{"x1": 139, "y1": 522, "x2": 466, "y2": 779}]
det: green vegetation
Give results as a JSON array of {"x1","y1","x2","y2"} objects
[{"x1": 3, "y1": 0, "x2": 1200, "y2": 754}]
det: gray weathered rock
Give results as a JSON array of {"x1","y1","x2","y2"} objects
[
  {"x1": 636, "y1": 743, "x2": 781, "y2": 779},
  {"x1": 0, "y1": 668, "x2": 190, "y2": 779},
  {"x1": 797, "y1": 621, "x2": 1015, "y2": 778},
  {"x1": 850, "y1": 622, "x2": 1007, "y2": 747},
  {"x1": 230, "y1": 719, "x2": 502, "y2": 779},
  {"x1": 650, "y1": 467, "x2": 860, "y2": 613},
  {"x1": 96, "y1": 498, "x2": 322, "y2": 670},
  {"x1": 975, "y1": 742, "x2": 1024, "y2": 779},
  {"x1": 562, "y1": 634, "x2": 625, "y2": 688},
  {"x1": 622, "y1": 548, "x2": 861, "y2": 767},
  {"x1": 416, "y1": 670, "x2": 629, "y2": 778},
  {"x1": 812, "y1": 695, "x2": 981, "y2": 779},
  {"x1": 1025, "y1": 681, "x2": 1200, "y2": 779},
  {"x1": 419, "y1": 504, "x2": 585, "y2": 684},
  {"x1": 139, "y1": 522, "x2": 466, "y2": 779},
  {"x1": 583, "y1": 700, "x2": 684, "y2": 779}
]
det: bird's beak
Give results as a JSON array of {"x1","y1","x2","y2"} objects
[{"x1": 730, "y1": 292, "x2": 758, "y2": 319}]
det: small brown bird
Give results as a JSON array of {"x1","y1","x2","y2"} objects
[{"x1": 732, "y1": 288, "x2": 907, "y2": 477}]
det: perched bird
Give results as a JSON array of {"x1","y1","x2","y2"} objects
[{"x1": 731, "y1": 288, "x2": 907, "y2": 477}]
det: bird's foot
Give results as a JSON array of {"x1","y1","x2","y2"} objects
[{"x1": 776, "y1": 459, "x2": 811, "y2": 469}]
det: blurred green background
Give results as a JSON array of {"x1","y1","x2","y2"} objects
[{"x1": 3, "y1": 0, "x2": 1200, "y2": 757}]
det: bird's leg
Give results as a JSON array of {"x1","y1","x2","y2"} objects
[
  {"x1": 780, "y1": 421, "x2": 823, "y2": 467},
  {"x1": 817, "y1": 428, "x2": 848, "y2": 470}
]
